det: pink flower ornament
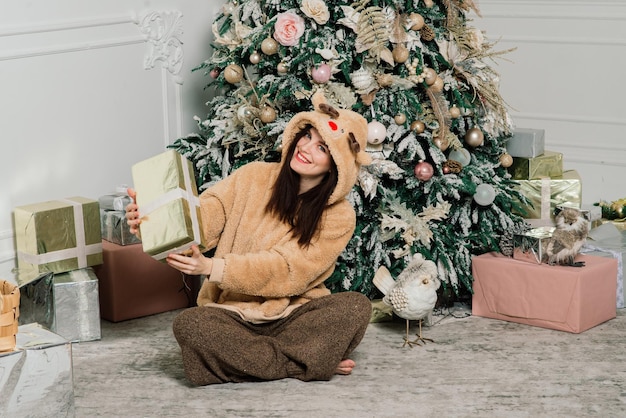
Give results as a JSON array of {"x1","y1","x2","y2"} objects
[{"x1": 273, "y1": 12, "x2": 305, "y2": 47}]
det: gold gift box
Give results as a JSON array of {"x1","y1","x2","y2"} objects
[
  {"x1": 513, "y1": 170, "x2": 582, "y2": 226},
  {"x1": 14, "y1": 197, "x2": 103, "y2": 274},
  {"x1": 508, "y1": 150, "x2": 563, "y2": 180},
  {"x1": 131, "y1": 150, "x2": 207, "y2": 260}
]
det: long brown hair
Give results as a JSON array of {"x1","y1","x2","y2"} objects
[{"x1": 265, "y1": 125, "x2": 339, "y2": 247}]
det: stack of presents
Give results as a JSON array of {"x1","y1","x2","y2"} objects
[
  {"x1": 472, "y1": 128, "x2": 625, "y2": 333},
  {"x1": 0, "y1": 150, "x2": 204, "y2": 416}
]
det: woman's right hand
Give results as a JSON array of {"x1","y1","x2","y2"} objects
[{"x1": 125, "y1": 188, "x2": 141, "y2": 237}]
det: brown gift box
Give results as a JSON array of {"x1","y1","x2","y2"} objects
[
  {"x1": 472, "y1": 252, "x2": 616, "y2": 333},
  {"x1": 93, "y1": 240, "x2": 200, "y2": 322}
]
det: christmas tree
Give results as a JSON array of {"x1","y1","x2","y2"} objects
[{"x1": 169, "y1": 0, "x2": 529, "y2": 303}]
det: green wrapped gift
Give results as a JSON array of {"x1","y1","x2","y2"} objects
[
  {"x1": 512, "y1": 170, "x2": 582, "y2": 227},
  {"x1": 14, "y1": 197, "x2": 103, "y2": 274},
  {"x1": 508, "y1": 150, "x2": 563, "y2": 180},
  {"x1": 131, "y1": 150, "x2": 207, "y2": 260}
]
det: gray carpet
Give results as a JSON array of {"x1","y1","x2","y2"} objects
[{"x1": 71, "y1": 306, "x2": 625, "y2": 417}]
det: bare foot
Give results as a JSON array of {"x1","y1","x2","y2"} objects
[{"x1": 335, "y1": 359, "x2": 356, "y2": 375}]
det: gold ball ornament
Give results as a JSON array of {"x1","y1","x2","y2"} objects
[
  {"x1": 433, "y1": 136, "x2": 449, "y2": 152},
  {"x1": 423, "y1": 68, "x2": 437, "y2": 85},
  {"x1": 260, "y1": 106, "x2": 277, "y2": 123},
  {"x1": 429, "y1": 77, "x2": 444, "y2": 92},
  {"x1": 261, "y1": 38, "x2": 279, "y2": 55},
  {"x1": 249, "y1": 52, "x2": 261, "y2": 65},
  {"x1": 394, "y1": 113, "x2": 407, "y2": 125},
  {"x1": 465, "y1": 127, "x2": 484, "y2": 147},
  {"x1": 449, "y1": 105, "x2": 461, "y2": 119},
  {"x1": 409, "y1": 13, "x2": 425, "y2": 31},
  {"x1": 499, "y1": 153, "x2": 513, "y2": 168},
  {"x1": 392, "y1": 44, "x2": 409, "y2": 64},
  {"x1": 224, "y1": 64, "x2": 244, "y2": 84},
  {"x1": 410, "y1": 120, "x2": 425, "y2": 134},
  {"x1": 277, "y1": 62, "x2": 289, "y2": 75}
]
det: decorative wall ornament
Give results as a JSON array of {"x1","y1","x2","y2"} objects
[{"x1": 138, "y1": 10, "x2": 184, "y2": 84}]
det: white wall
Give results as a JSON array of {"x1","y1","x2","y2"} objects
[
  {"x1": 0, "y1": 0, "x2": 219, "y2": 275},
  {"x1": 478, "y1": 0, "x2": 626, "y2": 204},
  {"x1": 2, "y1": 0, "x2": 624, "y2": 275}
]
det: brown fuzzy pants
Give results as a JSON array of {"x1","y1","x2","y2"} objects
[{"x1": 172, "y1": 291, "x2": 371, "y2": 386}]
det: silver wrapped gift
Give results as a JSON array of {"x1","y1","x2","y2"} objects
[
  {"x1": 0, "y1": 323, "x2": 74, "y2": 417},
  {"x1": 100, "y1": 208, "x2": 141, "y2": 246},
  {"x1": 506, "y1": 128, "x2": 545, "y2": 158},
  {"x1": 512, "y1": 227, "x2": 554, "y2": 264},
  {"x1": 99, "y1": 192, "x2": 132, "y2": 211},
  {"x1": 7, "y1": 268, "x2": 55, "y2": 329},
  {"x1": 51, "y1": 268, "x2": 101, "y2": 342}
]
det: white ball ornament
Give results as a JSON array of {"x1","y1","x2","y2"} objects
[
  {"x1": 474, "y1": 184, "x2": 496, "y2": 206},
  {"x1": 367, "y1": 121, "x2": 387, "y2": 145},
  {"x1": 448, "y1": 147, "x2": 471, "y2": 167}
]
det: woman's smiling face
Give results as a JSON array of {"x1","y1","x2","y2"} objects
[{"x1": 290, "y1": 126, "x2": 332, "y2": 191}]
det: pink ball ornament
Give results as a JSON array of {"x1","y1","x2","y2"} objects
[
  {"x1": 367, "y1": 121, "x2": 387, "y2": 145},
  {"x1": 311, "y1": 64, "x2": 331, "y2": 84},
  {"x1": 209, "y1": 68, "x2": 220, "y2": 79},
  {"x1": 414, "y1": 161, "x2": 434, "y2": 181}
]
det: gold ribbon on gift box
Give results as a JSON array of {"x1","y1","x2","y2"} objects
[{"x1": 513, "y1": 170, "x2": 582, "y2": 224}]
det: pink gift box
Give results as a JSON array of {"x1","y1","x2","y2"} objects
[{"x1": 472, "y1": 252, "x2": 617, "y2": 333}]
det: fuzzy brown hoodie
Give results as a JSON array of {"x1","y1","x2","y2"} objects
[{"x1": 196, "y1": 91, "x2": 371, "y2": 323}]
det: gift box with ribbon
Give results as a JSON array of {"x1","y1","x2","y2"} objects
[
  {"x1": 131, "y1": 150, "x2": 207, "y2": 259},
  {"x1": 513, "y1": 170, "x2": 582, "y2": 228},
  {"x1": 14, "y1": 197, "x2": 103, "y2": 274},
  {"x1": 512, "y1": 226, "x2": 554, "y2": 264},
  {"x1": 508, "y1": 150, "x2": 563, "y2": 180},
  {"x1": 100, "y1": 209, "x2": 141, "y2": 246}
]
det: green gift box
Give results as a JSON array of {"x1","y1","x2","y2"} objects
[
  {"x1": 131, "y1": 150, "x2": 207, "y2": 260},
  {"x1": 508, "y1": 150, "x2": 563, "y2": 180},
  {"x1": 512, "y1": 170, "x2": 582, "y2": 227},
  {"x1": 14, "y1": 197, "x2": 103, "y2": 274}
]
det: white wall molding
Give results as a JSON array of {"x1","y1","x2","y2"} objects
[
  {"x1": 0, "y1": 15, "x2": 144, "y2": 61},
  {"x1": 138, "y1": 10, "x2": 184, "y2": 84},
  {"x1": 512, "y1": 112, "x2": 626, "y2": 127}
]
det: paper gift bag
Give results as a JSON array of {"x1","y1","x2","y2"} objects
[
  {"x1": 131, "y1": 150, "x2": 206, "y2": 260},
  {"x1": 14, "y1": 196, "x2": 103, "y2": 273},
  {"x1": 0, "y1": 280, "x2": 20, "y2": 353}
]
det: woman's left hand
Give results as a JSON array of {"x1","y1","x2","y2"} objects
[{"x1": 166, "y1": 245, "x2": 213, "y2": 276}]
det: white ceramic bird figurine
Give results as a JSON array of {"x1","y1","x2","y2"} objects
[
  {"x1": 373, "y1": 253, "x2": 440, "y2": 347},
  {"x1": 544, "y1": 207, "x2": 589, "y2": 267}
]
